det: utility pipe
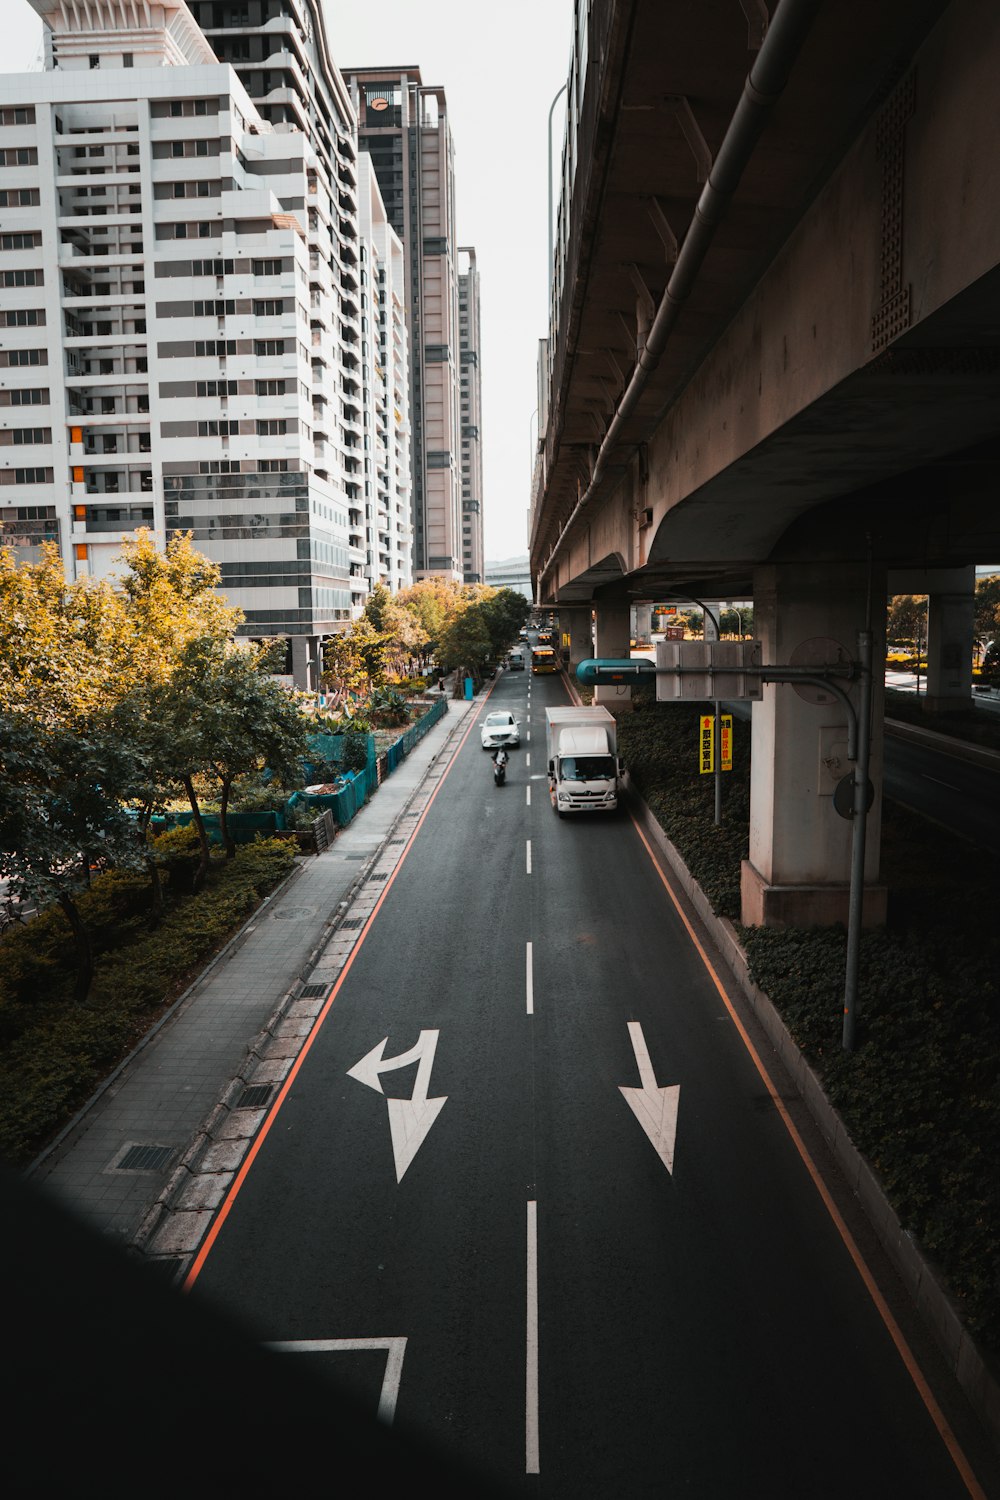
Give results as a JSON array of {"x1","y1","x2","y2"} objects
[{"x1": 539, "y1": 0, "x2": 824, "y2": 587}]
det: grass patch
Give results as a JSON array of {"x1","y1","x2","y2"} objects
[
  {"x1": 616, "y1": 695, "x2": 1000, "y2": 1352},
  {"x1": 0, "y1": 837, "x2": 296, "y2": 1165}
]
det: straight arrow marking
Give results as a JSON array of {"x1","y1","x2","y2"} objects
[{"x1": 619, "y1": 1020, "x2": 680, "y2": 1175}]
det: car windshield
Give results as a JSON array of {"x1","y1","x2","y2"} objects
[
  {"x1": 486, "y1": 713, "x2": 513, "y2": 726},
  {"x1": 559, "y1": 755, "x2": 616, "y2": 781}
]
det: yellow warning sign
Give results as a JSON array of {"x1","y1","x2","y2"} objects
[
  {"x1": 699, "y1": 715, "x2": 714, "y2": 774},
  {"x1": 699, "y1": 714, "x2": 733, "y2": 774}
]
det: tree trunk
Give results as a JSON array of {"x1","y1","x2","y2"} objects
[
  {"x1": 183, "y1": 776, "x2": 212, "y2": 892},
  {"x1": 58, "y1": 891, "x2": 94, "y2": 1007},
  {"x1": 137, "y1": 804, "x2": 164, "y2": 925},
  {"x1": 219, "y1": 775, "x2": 236, "y2": 860}
]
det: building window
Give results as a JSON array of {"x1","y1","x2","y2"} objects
[
  {"x1": 89, "y1": 55, "x2": 100, "y2": 69},
  {"x1": 123, "y1": 53, "x2": 133, "y2": 68}
]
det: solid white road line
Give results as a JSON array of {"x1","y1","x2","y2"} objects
[
  {"x1": 526, "y1": 940, "x2": 534, "y2": 1015},
  {"x1": 526, "y1": 1200, "x2": 540, "y2": 1473}
]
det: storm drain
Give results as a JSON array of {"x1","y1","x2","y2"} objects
[
  {"x1": 236, "y1": 1084, "x2": 273, "y2": 1109},
  {"x1": 144, "y1": 1257, "x2": 184, "y2": 1284},
  {"x1": 341, "y1": 917, "x2": 364, "y2": 930},
  {"x1": 117, "y1": 1144, "x2": 174, "y2": 1172},
  {"x1": 299, "y1": 982, "x2": 327, "y2": 999},
  {"x1": 389, "y1": 838, "x2": 406, "y2": 845},
  {"x1": 368, "y1": 872, "x2": 388, "y2": 882}
]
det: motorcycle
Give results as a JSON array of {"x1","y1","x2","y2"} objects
[{"x1": 492, "y1": 749, "x2": 508, "y2": 786}]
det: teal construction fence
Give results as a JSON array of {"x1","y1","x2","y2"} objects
[{"x1": 151, "y1": 698, "x2": 450, "y2": 843}]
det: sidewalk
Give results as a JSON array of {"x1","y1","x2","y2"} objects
[{"x1": 28, "y1": 690, "x2": 480, "y2": 1249}]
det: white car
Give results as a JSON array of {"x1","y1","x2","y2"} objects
[{"x1": 481, "y1": 710, "x2": 520, "y2": 750}]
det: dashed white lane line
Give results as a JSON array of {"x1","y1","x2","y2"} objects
[
  {"x1": 526, "y1": 839, "x2": 532, "y2": 875},
  {"x1": 526, "y1": 785, "x2": 531, "y2": 807},
  {"x1": 526, "y1": 1201, "x2": 540, "y2": 1474},
  {"x1": 526, "y1": 940, "x2": 533, "y2": 1015}
]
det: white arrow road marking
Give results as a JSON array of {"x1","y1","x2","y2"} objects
[
  {"x1": 619, "y1": 1020, "x2": 680, "y2": 1175},
  {"x1": 348, "y1": 1030, "x2": 446, "y2": 1182},
  {"x1": 267, "y1": 1338, "x2": 407, "y2": 1425}
]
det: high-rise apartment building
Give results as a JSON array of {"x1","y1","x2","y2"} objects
[
  {"x1": 0, "y1": 1, "x2": 412, "y2": 687},
  {"x1": 458, "y1": 246, "x2": 483, "y2": 584},
  {"x1": 357, "y1": 156, "x2": 411, "y2": 594},
  {"x1": 343, "y1": 67, "x2": 473, "y2": 582}
]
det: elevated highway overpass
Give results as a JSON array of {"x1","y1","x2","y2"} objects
[{"x1": 530, "y1": 0, "x2": 1000, "y2": 927}]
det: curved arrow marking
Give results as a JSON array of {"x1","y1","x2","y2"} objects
[
  {"x1": 619, "y1": 1021, "x2": 680, "y2": 1175},
  {"x1": 348, "y1": 1029, "x2": 446, "y2": 1182}
]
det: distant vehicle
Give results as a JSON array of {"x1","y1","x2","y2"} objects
[
  {"x1": 508, "y1": 650, "x2": 525, "y2": 671},
  {"x1": 531, "y1": 647, "x2": 559, "y2": 674},
  {"x1": 518, "y1": 627, "x2": 529, "y2": 640},
  {"x1": 481, "y1": 710, "x2": 520, "y2": 750}
]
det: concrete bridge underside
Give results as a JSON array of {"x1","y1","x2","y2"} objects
[{"x1": 531, "y1": 0, "x2": 1000, "y2": 926}]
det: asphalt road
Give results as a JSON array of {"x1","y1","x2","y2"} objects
[
  {"x1": 187, "y1": 666, "x2": 995, "y2": 1497},
  {"x1": 883, "y1": 734, "x2": 1000, "y2": 846}
]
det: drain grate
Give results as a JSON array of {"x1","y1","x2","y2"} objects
[
  {"x1": 368, "y1": 872, "x2": 388, "y2": 882},
  {"x1": 143, "y1": 1257, "x2": 185, "y2": 1285},
  {"x1": 300, "y1": 982, "x2": 326, "y2": 998},
  {"x1": 388, "y1": 838, "x2": 406, "y2": 845},
  {"x1": 237, "y1": 1083, "x2": 273, "y2": 1109},
  {"x1": 117, "y1": 1144, "x2": 174, "y2": 1172},
  {"x1": 341, "y1": 917, "x2": 364, "y2": 929}
]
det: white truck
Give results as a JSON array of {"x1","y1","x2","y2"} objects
[{"x1": 545, "y1": 706, "x2": 623, "y2": 815}]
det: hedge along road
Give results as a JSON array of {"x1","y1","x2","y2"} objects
[{"x1": 183, "y1": 666, "x2": 994, "y2": 1498}]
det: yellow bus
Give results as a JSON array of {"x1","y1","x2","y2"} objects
[{"x1": 532, "y1": 646, "x2": 559, "y2": 674}]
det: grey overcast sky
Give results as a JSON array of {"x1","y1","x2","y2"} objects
[{"x1": 7, "y1": 0, "x2": 574, "y2": 563}]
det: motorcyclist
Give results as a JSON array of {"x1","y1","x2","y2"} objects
[{"x1": 492, "y1": 747, "x2": 508, "y2": 783}]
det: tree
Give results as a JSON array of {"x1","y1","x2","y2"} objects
[
  {"x1": 396, "y1": 578, "x2": 465, "y2": 656},
  {"x1": 322, "y1": 616, "x2": 393, "y2": 698},
  {"x1": 436, "y1": 603, "x2": 492, "y2": 681},
  {"x1": 133, "y1": 637, "x2": 310, "y2": 878},
  {"x1": 196, "y1": 639, "x2": 310, "y2": 859},
  {"x1": 0, "y1": 544, "x2": 133, "y2": 728},
  {"x1": 480, "y1": 588, "x2": 530, "y2": 659},
  {"x1": 118, "y1": 528, "x2": 242, "y2": 685},
  {"x1": 0, "y1": 712, "x2": 144, "y2": 1004},
  {"x1": 886, "y1": 594, "x2": 928, "y2": 649},
  {"x1": 974, "y1": 574, "x2": 1000, "y2": 664},
  {"x1": 364, "y1": 583, "x2": 428, "y2": 675}
]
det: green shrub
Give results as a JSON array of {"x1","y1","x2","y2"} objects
[
  {"x1": 341, "y1": 728, "x2": 370, "y2": 772},
  {"x1": 151, "y1": 823, "x2": 203, "y2": 891},
  {"x1": 0, "y1": 836, "x2": 296, "y2": 1165}
]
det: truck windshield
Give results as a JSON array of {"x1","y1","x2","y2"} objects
[{"x1": 560, "y1": 755, "x2": 616, "y2": 781}]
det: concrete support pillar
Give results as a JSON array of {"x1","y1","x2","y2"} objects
[
  {"x1": 741, "y1": 562, "x2": 887, "y2": 930},
  {"x1": 925, "y1": 565, "x2": 975, "y2": 713},
  {"x1": 291, "y1": 634, "x2": 318, "y2": 692},
  {"x1": 633, "y1": 602, "x2": 653, "y2": 644},
  {"x1": 560, "y1": 605, "x2": 594, "y2": 672},
  {"x1": 593, "y1": 601, "x2": 632, "y2": 707}
]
